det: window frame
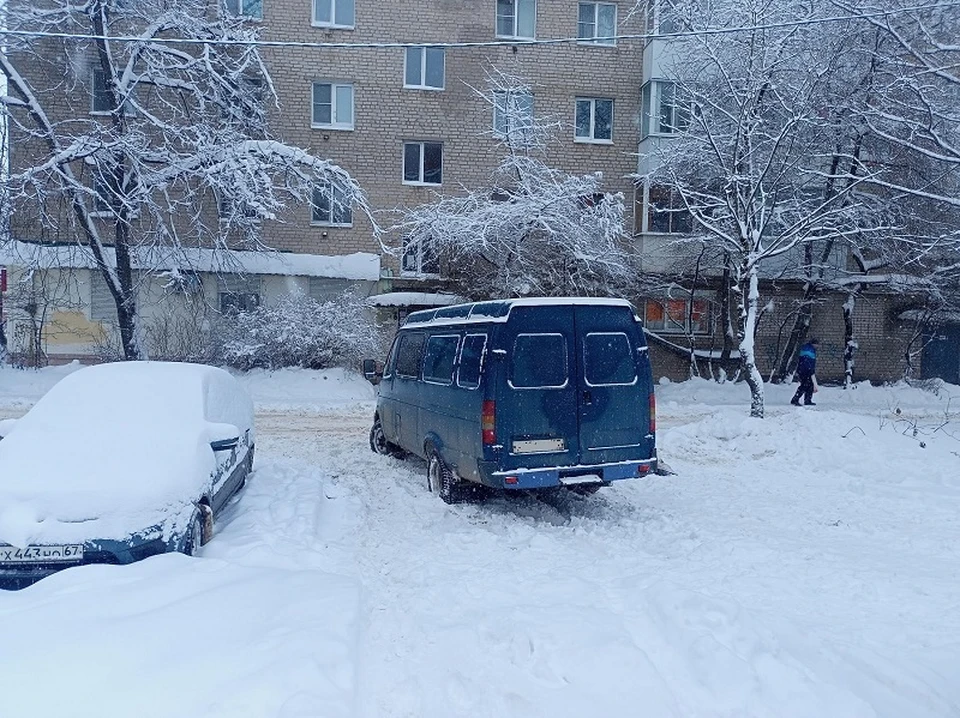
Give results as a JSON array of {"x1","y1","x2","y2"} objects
[
  {"x1": 225, "y1": 0, "x2": 263, "y2": 20},
  {"x1": 422, "y1": 334, "x2": 461, "y2": 386},
  {"x1": 404, "y1": 47, "x2": 445, "y2": 91},
  {"x1": 456, "y1": 333, "x2": 488, "y2": 389},
  {"x1": 493, "y1": 90, "x2": 535, "y2": 145},
  {"x1": 495, "y1": 0, "x2": 536, "y2": 40},
  {"x1": 645, "y1": 184, "x2": 693, "y2": 234},
  {"x1": 508, "y1": 332, "x2": 569, "y2": 390},
  {"x1": 577, "y1": 2, "x2": 617, "y2": 46},
  {"x1": 311, "y1": 181, "x2": 354, "y2": 227},
  {"x1": 395, "y1": 333, "x2": 426, "y2": 379},
  {"x1": 402, "y1": 141, "x2": 443, "y2": 186},
  {"x1": 574, "y1": 97, "x2": 614, "y2": 144},
  {"x1": 311, "y1": 81, "x2": 355, "y2": 130},
  {"x1": 401, "y1": 235, "x2": 441, "y2": 277},
  {"x1": 644, "y1": 297, "x2": 711, "y2": 334},
  {"x1": 583, "y1": 332, "x2": 638, "y2": 387},
  {"x1": 641, "y1": 79, "x2": 689, "y2": 138},
  {"x1": 312, "y1": 0, "x2": 355, "y2": 29}
]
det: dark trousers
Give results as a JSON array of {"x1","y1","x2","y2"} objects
[{"x1": 792, "y1": 374, "x2": 815, "y2": 405}]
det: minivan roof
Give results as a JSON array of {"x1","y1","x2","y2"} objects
[{"x1": 402, "y1": 297, "x2": 638, "y2": 329}]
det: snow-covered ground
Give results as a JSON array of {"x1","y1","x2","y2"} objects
[{"x1": 1, "y1": 364, "x2": 959, "y2": 717}]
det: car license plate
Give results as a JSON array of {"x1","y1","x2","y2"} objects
[
  {"x1": 0, "y1": 544, "x2": 85, "y2": 564},
  {"x1": 512, "y1": 438, "x2": 566, "y2": 454}
]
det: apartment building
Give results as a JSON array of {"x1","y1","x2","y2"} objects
[{"x1": 1, "y1": 0, "x2": 648, "y2": 363}]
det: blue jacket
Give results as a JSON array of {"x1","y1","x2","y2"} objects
[{"x1": 797, "y1": 342, "x2": 817, "y2": 377}]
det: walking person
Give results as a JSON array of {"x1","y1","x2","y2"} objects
[{"x1": 791, "y1": 338, "x2": 820, "y2": 406}]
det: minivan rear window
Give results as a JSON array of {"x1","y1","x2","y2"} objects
[
  {"x1": 584, "y1": 332, "x2": 636, "y2": 386},
  {"x1": 457, "y1": 334, "x2": 487, "y2": 389},
  {"x1": 423, "y1": 334, "x2": 460, "y2": 385},
  {"x1": 510, "y1": 334, "x2": 568, "y2": 389},
  {"x1": 396, "y1": 333, "x2": 425, "y2": 378}
]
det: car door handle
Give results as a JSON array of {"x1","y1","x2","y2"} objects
[{"x1": 583, "y1": 390, "x2": 593, "y2": 405}]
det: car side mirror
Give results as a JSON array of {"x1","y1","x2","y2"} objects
[
  {"x1": 207, "y1": 422, "x2": 241, "y2": 452},
  {"x1": 362, "y1": 358, "x2": 383, "y2": 385},
  {"x1": 0, "y1": 418, "x2": 17, "y2": 440}
]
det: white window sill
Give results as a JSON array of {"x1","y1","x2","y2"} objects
[
  {"x1": 403, "y1": 84, "x2": 445, "y2": 91},
  {"x1": 311, "y1": 123, "x2": 355, "y2": 131},
  {"x1": 399, "y1": 271, "x2": 442, "y2": 279},
  {"x1": 494, "y1": 34, "x2": 536, "y2": 41},
  {"x1": 312, "y1": 21, "x2": 355, "y2": 29},
  {"x1": 402, "y1": 180, "x2": 442, "y2": 187},
  {"x1": 311, "y1": 221, "x2": 353, "y2": 228},
  {"x1": 574, "y1": 137, "x2": 614, "y2": 145}
]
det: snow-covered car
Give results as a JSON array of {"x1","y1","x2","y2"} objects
[{"x1": 0, "y1": 361, "x2": 255, "y2": 590}]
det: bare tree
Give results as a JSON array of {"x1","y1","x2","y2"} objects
[
  {"x1": 1, "y1": 0, "x2": 367, "y2": 359},
  {"x1": 389, "y1": 68, "x2": 636, "y2": 300},
  {"x1": 639, "y1": 0, "x2": 904, "y2": 417}
]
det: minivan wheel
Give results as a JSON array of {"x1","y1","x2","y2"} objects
[
  {"x1": 370, "y1": 416, "x2": 404, "y2": 458},
  {"x1": 427, "y1": 450, "x2": 464, "y2": 504}
]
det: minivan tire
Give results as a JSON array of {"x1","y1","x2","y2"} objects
[
  {"x1": 370, "y1": 416, "x2": 405, "y2": 458},
  {"x1": 427, "y1": 449, "x2": 467, "y2": 504}
]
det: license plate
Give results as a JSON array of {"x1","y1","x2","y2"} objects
[
  {"x1": 0, "y1": 545, "x2": 85, "y2": 564},
  {"x1": 512, "y1": 438, "x2": 565, "y2": 454}
]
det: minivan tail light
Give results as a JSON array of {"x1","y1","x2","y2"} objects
[
  {"x1": 482, "y1": 400, "x2": 496, "y2": 445},
  {"x1": 649, "y1": 392, "x2": 656, "y2": 434}
]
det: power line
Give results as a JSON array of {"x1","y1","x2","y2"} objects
[{"x1": 0, "y1": 0, "x2": 957, "y2": 50}]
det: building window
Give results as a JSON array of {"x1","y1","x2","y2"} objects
[
  {"x1": 641, "y1": 80, "x2": 689, "y2": 137},
  {"x1": 311, "y1": 181, "x2": 353, "y2": 226},
  {"x1": 496, "y1": 0, "x2": 536, "y2": 39},
  {"x1": 402, "y1": 236, "x2": 440, "y2": 276},
  {"x1": 644, "y1": 297, "x2": 710, "y2": 334},
  {"x1": 312, "y1": 0, "x2": 353, "y2": 27},
  {"x1": 91, "y1": 68, "x2": 112, "y2": 113},
  {"x1": 403, "y1": 142, "x2": 443, "y2": 185},
  {"x1": 578, "y1": 2, "x2": 617, "y2": 45},
  {"x1": 225, "y1": 0, "x2": 263, "y2": 19},
  {"x1": 404, "y1": 47, "x2": 445, "y2": 90},
  {"x1": 218, "y1": 276, "x2": 261, "y2": 313},
  {"x1": 646, "y1": 185, "x2": 693, "y2": 234},
  {"x1": 493, "y1": 90, "x2": 535, "y2": 146},
  {"x1": 312, "y1": 82, "x2": 354, "y2": 129},
  {"x1": 90, "y1": 175, "x2": 111, "y2": 216},
  {"x1": 646, "y1": 0, "x2": 678, "y2": 35},
  {"x1": 90, "y1": 272, "x2": 116, "y2": 323},
  {"x1": 574, "y1": 98, "x2": 613, "y2": 143}
]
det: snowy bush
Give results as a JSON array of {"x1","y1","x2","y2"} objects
[{"x1": 209, "y1": 292, "x2": 385, "y2": 371}]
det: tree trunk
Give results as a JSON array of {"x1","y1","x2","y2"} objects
[
  {"x1": 843, "y1": 289, "x2": 858, "y2": 388},
  {"x1": 719, "y1": 251, "x2": 736, "y2": 363},
  {"x1": 737, "y1": 260, "x2": 765, "y2": 418}
]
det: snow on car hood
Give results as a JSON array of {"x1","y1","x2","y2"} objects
[{"x1": 0, "y1": 362, "x2": 237, "y2": 546}]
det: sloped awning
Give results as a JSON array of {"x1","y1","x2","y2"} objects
[{"x1": 368, "y1": 292, "x2": 466, "y2": 308}]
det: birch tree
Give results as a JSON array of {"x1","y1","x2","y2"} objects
[
  {"x1": 640, "y1": 0, "x2": 893, "y2": 417},
  {"x1": 1, "y1": 0, "x2": 366, "y2": 360},
  {"x1": 390, "y1": 69, "x2": 636, "y2": 300}
]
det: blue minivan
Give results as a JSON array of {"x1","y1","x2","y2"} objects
[{"x1": 363, "y1": 298, "x2": 658, "y2": 502}]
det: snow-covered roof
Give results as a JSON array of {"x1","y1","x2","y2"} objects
[
  {"x1": 402, "y1": 297, "x2": 637, "y2": 328},
  {"x1": 367, "y1": 292, "x2": 466, "y2": 307},
  {"x1": 0, "y1": 240, "x2": 380, "y2": 281}
]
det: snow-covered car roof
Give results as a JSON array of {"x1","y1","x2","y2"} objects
[{"x1": 0, "y1": 362, "x2": 254, "y2": 546}]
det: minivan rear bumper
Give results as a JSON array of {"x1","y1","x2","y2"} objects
[{"x1": 484, "y1": 458, "x2": 658, "y2": 490}]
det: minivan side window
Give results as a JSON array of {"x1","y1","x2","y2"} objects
[
  {"x1": 396, "y1": 333, "x2": 426, "y2": 379},
  {"x1": 457, "y1": 333, "x2": 487, "y2": 389},
  {"x1": 422, "y1": 334, "x2": 460, "y2": 385},
  {"x1": 382, "y1": 337, "x2": 400, "y2": 379},
  {"x1": 509, "y1": 333, "x2": 568, "y2": 389},
  {"x1": 584, "y1": 332, "x2": 637, "y2": 386}
]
